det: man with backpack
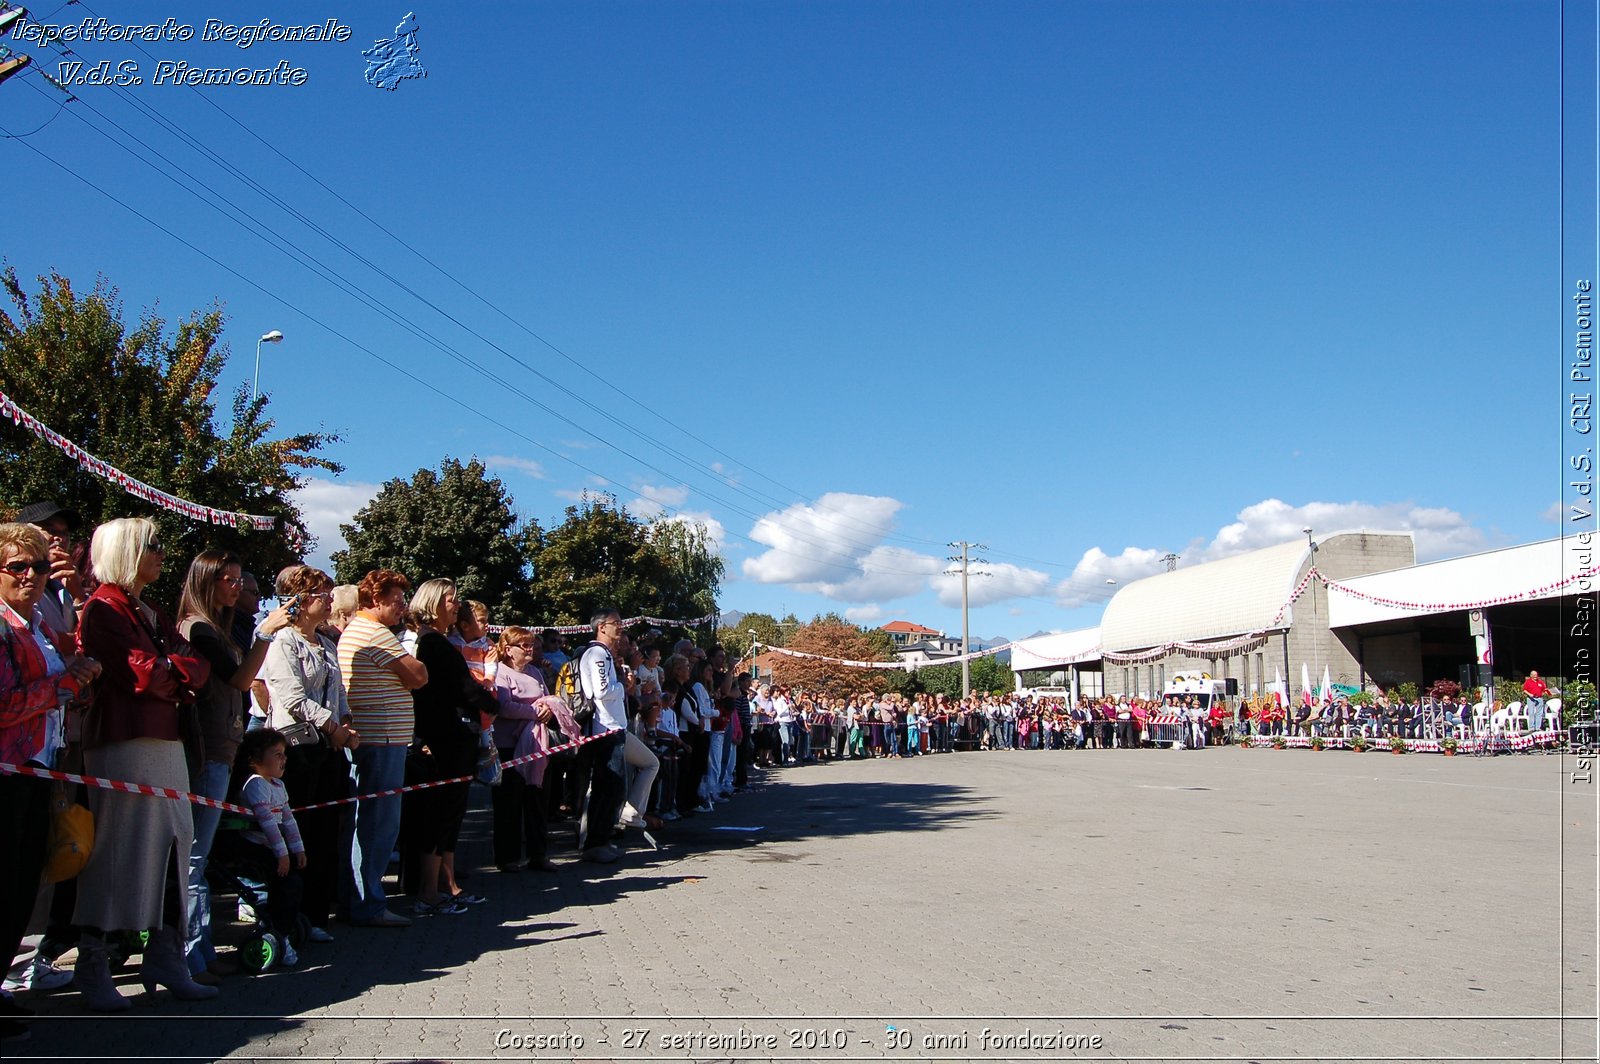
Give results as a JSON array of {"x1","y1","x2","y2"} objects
[{"x1": 570, "y1": 609, "x2": 658, "y2": 862}]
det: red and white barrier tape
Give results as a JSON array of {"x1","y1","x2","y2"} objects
[{"x1": 0, "y1": 729, "x2": 620, "y2": 816}]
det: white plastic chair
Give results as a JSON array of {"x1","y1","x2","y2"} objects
[
  {"x1": 1505, "y1": 700, "x2": 1529, "y2": 734},
  {"x1": 1545, "y1": 698, "x2": 1562, "y2": 731}
]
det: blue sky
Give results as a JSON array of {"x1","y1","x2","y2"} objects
[{"x1": 2, "y1": 0, "x2": 1587, "y2": 638}]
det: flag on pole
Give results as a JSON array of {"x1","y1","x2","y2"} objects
[
  {"x1": 1319, "y1": 665, "x2": 1333, "y2": 706},
  {"x1": 1301, "y1": 662, "x2": 1313, "y2": 707}
]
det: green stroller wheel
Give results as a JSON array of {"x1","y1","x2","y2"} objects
[{"x1": 240, "y1": 933, "x2": 277, "y2": 973}]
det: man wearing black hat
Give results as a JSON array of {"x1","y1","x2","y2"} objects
[{"x1": 12, "y1": 502, "x2": 86, "y2": 636}]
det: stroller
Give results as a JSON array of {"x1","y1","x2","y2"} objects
[{"x1": 206, "y1": 811, "x2": 309, "y2": 972}]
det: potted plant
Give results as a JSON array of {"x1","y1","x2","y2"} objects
[
  {"x1": 1350, "y1": 733, "x2": 1369, "y2": 752},
  {"x1": 1389, "y1": 735, "x2": 1407, "y2": 754},
  {"x1": 1441, "y1": 736, "x2": 1459, "y2": 757},
  {"x1": 1271, "y1": 734, "x2": 1287, "y2": 750},
  {"x1": 1310, "y1": 735, "x2": 1325, "y2": 751},
  {"x1": 1237, "y1": 735, "x2": 1252, "y2": 749}
]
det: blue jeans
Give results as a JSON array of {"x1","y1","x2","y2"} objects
[
  {"x1": 347, "y1": 743, "x2": 407, "y2": 922},
  {"x1": 1527, "y1": 696, "x2": 1547, "y2": 730},
  {"x1": 185, "y1": 759, "x2": 230, "y2": 973},
  {"x1": 702, "y1": 730, "x2": 726, "y2": 800}
]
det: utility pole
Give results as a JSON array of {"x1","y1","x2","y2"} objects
[
  {"x1": 0, "y1": 6, "x2": 32, "y2": 87},
  {"x1": 947, "y1": 540, "x2": 988, "y2": 697}
]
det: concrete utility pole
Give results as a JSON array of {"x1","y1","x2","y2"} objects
[{"x1": 947, "y1": 540, "x2": 988, "y2": 697}]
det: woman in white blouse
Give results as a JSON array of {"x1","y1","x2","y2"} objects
[{"x1": 260, "y1": 565, "x2": 358, "y2": 943}]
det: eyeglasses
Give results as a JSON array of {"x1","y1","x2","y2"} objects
[
  {"x1": 144, "y1": 541, "x2": 166, "y2": 555},
  {"x1": 221, "y1": 575, "x2": 244, "y2": 587},
  {"x1": 1, "y1": 559, "x2": 49, "y2": 577}
]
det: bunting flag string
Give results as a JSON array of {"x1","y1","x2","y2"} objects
[
  {"x1": 751, "y1": 639, "x2": 1014, "y2": 672},
  {"x1": 486, "y1": 611, "x2": 718, "y2": 637},
  {"x1": 0, "y1": 387, "x2": 289, "y2": 540},
  {"x1": 1318, "y1": 567, "x2": 1598, "y2": 614}
]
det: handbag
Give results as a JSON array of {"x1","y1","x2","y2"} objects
[
  {"x1": 280, "y1": 719, "x2": 323, "y2": 747},
  {"x1": 44, "y1": 782, "x2": 93, "y2": 883}
]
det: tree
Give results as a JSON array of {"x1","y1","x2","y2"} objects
[
  {"x1": 772, "y1": 613, "x2": 896, "y2": 697},
  {"x1": 646, "y1": 518, "x2": 725, "y2": 621},
  {"x1": 0, "y1": 269, "x2": 339, "y2": 606},
  {"x1": 333, "y1": 458, "x2": 538, "y2": 624},
  {"x1": 720, "y1": 611, "x2": 788, "y2": 664},
  {"x1": 910, "y1": 655, "x2": 1014, "y2": 698},
  {"x1": 527, "y1": 496, "x2": 721, "y2": 627}
]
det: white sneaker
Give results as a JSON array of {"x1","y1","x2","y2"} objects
[
  {"x1": 662, "y1": 811, "x2": 680, "y2": 821},
  {"x1": 3, "y1": 957, "x2": 74, "y2": 993},
  {"x1": 237, "y1": 901, "x2": 258, "y2": 924},
  {"x1": 280, "y1": 939, "x2": 299, "y2": 967},
  {"x1": 306, "y1": 926, "x2": 334, "y2": 944}
]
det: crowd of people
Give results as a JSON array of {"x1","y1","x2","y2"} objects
[
  {"x1": 0, "y1": 500, "x2": 1566, "y2": 1044},
  {"x1": 0, "y1": 502, "x2": 776, "y2": 1042}
]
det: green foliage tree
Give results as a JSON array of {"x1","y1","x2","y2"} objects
[
  {"x1": 527, "y1": 496, "x2": 721, "y2": 626},
  {"x1": 0, "y1": 269, "x2": 339, "y2": 606},
  {"x1": 910, "y1": 654, "x2": 1014, "y2": 698},
  {"x1": 646, "y1": 518, "x2": 725, "y2": 621},
  {"x1": 1564, "y1": 679, "x2": 1596, "y2": 728},
  {"x1": 720, "y1": 611, "x2": 788, "y2": 663},
  {"x1": 332, "y1": 458, "x2": 538, "y2": 624}
]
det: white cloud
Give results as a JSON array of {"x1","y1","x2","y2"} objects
[
  {"x1": 552, "y1": 487, "x2": 588, "y2": 502},
  {"x1": 810, "y1": 545, "x2": 943, "y2": 602},
  {"x1": 484, "y1": 454, "x2": 546, "y2": 479},
  {"x1": 628, "y1": 483, "x2": 690, "y2": 519},
  {"x1": 654, "y1": 509, "x2": 728, "y2": 552},
  {"x1": 845, "y1": 605, "x2": 886, "y2": 624},
  {"x1": 1054, "y1": 496, "x2": 1488, "y2": 608},
  {"x1": 290, "y1": 477, "x2": 381, "y2": 570},
  {"x1": 1191, "y1": 498, "x2": 1483, "y2": 564},
  {"x1": 1541, "y1": 501, "x2": 1565, "y2": 523},
  {"x1": 742, "y1": 492, "x2": 905, "y2": 585},
  {"x1": 1054, "y1": 546, "x2": 1168, "y2": 608},
  {"x1": 931, "y1": 560, "x2": 1050, "y2": 609}
]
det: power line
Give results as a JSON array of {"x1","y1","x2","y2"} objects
[
  {"x1": 1, "y1": 123, "x2": 958, "y2": 582},
  {"x1": 12, "y1": 72, "x2": 949, "y2": 578},
  {"x1": 62, "y1": 0, "x2": 961, "y2": 557}
]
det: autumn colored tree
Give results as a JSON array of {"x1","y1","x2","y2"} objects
[
  {"x1": 0, "y1": 269, "x2": 339, "y2": 606},
  {"x1": 332, "y1": 458, "x2": 538, "y2": 624},
  {"x1": 772, "y1": 613, "x2": 897, "y2": 698}
]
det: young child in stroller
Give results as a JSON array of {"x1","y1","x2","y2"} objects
[{"x1": 220, "y1": 728, "x2": 307, "y2": 969}]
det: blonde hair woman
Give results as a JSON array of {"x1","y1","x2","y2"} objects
[{"x1": 73, "y1": 518, "x2": 217, "y2": 1009}]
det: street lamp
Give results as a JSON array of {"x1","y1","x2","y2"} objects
[{"x1": 253, "y1": 330, "x2": 283, "y2": 402}]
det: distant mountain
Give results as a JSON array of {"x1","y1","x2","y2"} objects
[{"x1": 718, "y1": 610, "x2": 745, "y2": 629}]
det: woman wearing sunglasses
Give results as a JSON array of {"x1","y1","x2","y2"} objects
[
  {"x1": 0, "y1": 523, "x2": 100, "y2": 1040},
  {"x1": 72, "y1": 517, "x2": 215, "y2": 1010}
]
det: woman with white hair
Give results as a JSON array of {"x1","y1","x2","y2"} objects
[
  {"x1": 407, "y1": 578, "x2": 497, "y2": 914},
  {"x1": 72, "y1": 517, "x2": 217, "y2": 1009}
]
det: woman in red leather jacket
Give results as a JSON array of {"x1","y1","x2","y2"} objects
[{"x1": 71, "y1": 517, "x2": 215, "y2": 1011}]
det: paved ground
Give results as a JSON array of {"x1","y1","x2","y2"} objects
[{"x1": 8, "y1": 744, "x2": 1598, "y2": 1063}]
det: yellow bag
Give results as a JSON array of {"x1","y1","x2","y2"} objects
[{"x1": 43, "y1": 783, "x2": 93, "y2": 883}]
